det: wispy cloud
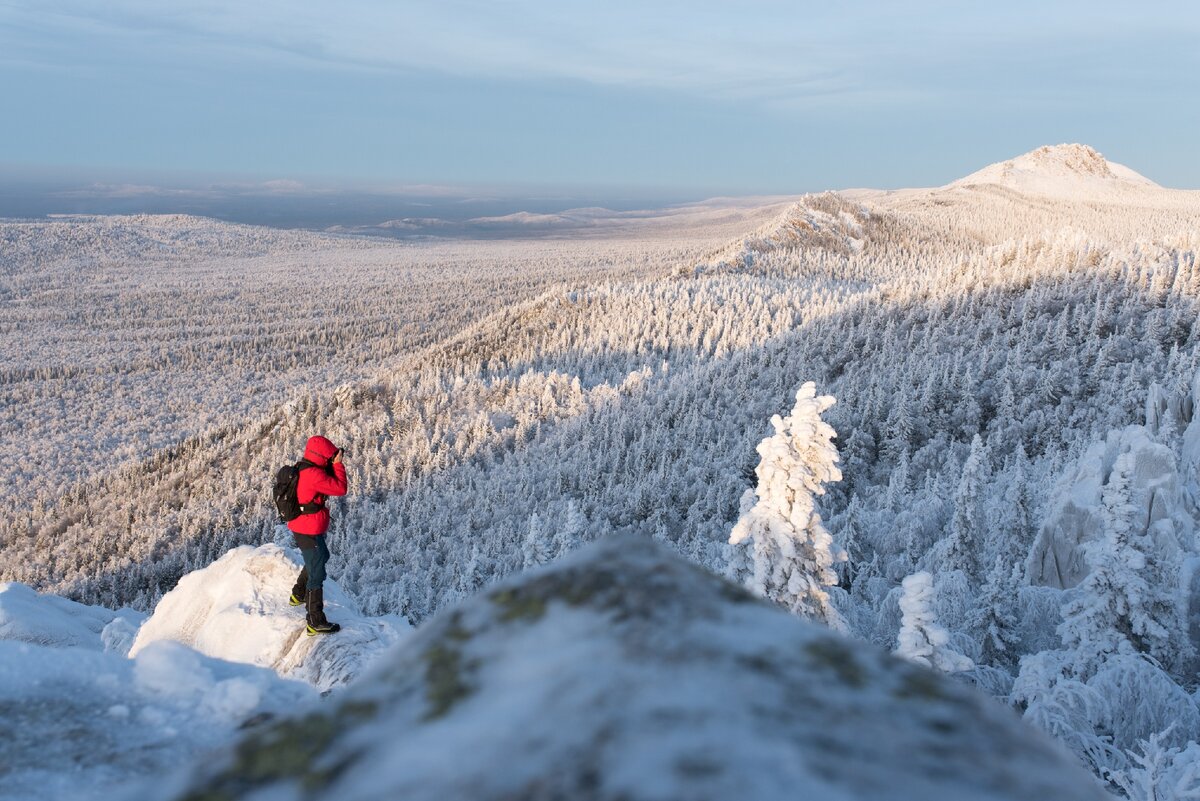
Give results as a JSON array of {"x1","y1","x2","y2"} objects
[{"x1": 11, "y1": 0, "x2": 1194, "y2": 108}]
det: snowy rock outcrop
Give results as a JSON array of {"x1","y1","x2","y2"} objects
[
  {"x1": 0, "y1": 581, "x2": 144, "y2": 651},
  {"x1": 692, "y1": 192, "x2": 869, "y2": 276},
  {"x1": 130, "y1": 544, "x2": 408, "y2": 691},
  {"x1": 1030, "y1": 425, "x2": 1191, "y2": 589},
  {"x1": 156, "y1": 537, "x2": 1107, "y2": 801}
]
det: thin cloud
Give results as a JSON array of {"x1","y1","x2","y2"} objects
[{"x1": 6, "y1": 0, "x2": 1198, "y2": 109}]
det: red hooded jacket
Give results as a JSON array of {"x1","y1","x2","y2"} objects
[{"x1": 287, "y1": 435, "x2": 348, "y2": 536}]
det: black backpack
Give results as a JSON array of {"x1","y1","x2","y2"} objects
[{"x1": 272, "y1": 461, "x2": 324, "y2": 522}]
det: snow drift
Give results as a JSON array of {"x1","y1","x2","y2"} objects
[
  {"x1": 0, "y1": 544, "x2": 412, "y2": 801},
  {"x1": 130, "y1": 543, "x2": 409, "y2": 691},
  {"x1": 154, "y1": 537, "x2": 1107, "y2": 801},
  {"x1": 0, "y1": 581, "x2": 144, "y2": 652}
]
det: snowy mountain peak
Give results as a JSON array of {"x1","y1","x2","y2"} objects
[
  {"x1": 1016, "y1": 144, "x2": 1117, "y2": 179},
  {"x1": 949, "y1": 143, "x2": 1159, "y2": 199}
]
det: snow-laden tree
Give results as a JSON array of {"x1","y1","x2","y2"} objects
[
  {"x1": 895, "y1": 571, "x2": 973, "y2": 673},
  {"x1": 553, "y1": 500, "x2": 587, "y2": 556},
  {"x1": 728, "y1": 382, "x2": 844, "y2": 628},
  {"x1": 1058, "y1": 451, "x2": 1188, "y2": 675},
  {"x1": 833, "y1": 495, "x2": 867, "y2": 588},
  {"x1": 970, "y1": 555, "x2": 1021, "y2": 667},
  {"x1": 996, "y1": 444, "x2": 1035, "y2": 575},
  {"x1": 1012, "y1": 650, "x2": 1121, "y2": 776},
  {"x1": 522, "y1": 513, "x2": 552, "y2": 570},
  {"x1": 942, "y1": 434, "x2": 988, "y2": 583},
  {"x1": 1109, "y1": 730, "x2": 1200, "y2": 801},
  {"x1": 455, "y1": 543, "x2": 485, "y2": 599}
]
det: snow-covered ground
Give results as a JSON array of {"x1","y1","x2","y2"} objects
[
  {"x1": 0, "y1": 581, "x2": 144, "y2": 652},
  {"x1": 0, "y1": 638, "x2": 313, "y2": 801},
  {"x1": 0, "y1": 545, "x2": 409, "y2": 801}
]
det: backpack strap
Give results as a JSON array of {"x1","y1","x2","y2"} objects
[{"x1": 294, "y1": 460, "x2": 327, "y2": 515}]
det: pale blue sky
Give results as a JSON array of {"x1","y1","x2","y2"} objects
[{"x1": 2, "y1": 0, "x2": 1198, "y2": 198}]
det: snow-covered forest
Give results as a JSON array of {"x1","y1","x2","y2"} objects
[{"x1": 5, "y1": 144, "x2": 1200, "y2": 795}]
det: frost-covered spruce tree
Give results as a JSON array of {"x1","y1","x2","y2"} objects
[
  {"x1": 1058, "y1": 451, "x2": 1186, "y2": 675},
  {"x1": 998, "y1": 444, "x2": 1035, "y2": 577},
  {"x1": 455, "y1": 543, "x2": 485, "y2": 598},
  {"x1": 969, "y1": 554, "x2": 1021, "y2": 667},
  {"x1": 554, "y1": 500, "x2": 587, "y2": 556},
  {"x1": 895, "y1": 571, "x2": 973, "y2": 673},
  {"x1": 1110, "y1": 731, "x2": 1200, "y2": 801},
  {"x1": 522, "y1": 512, "x2": 552, "y2": 570},
  {"x1": 943, "y1": 434, "x2": 988, "y2": 583},
  {"x1": 728, "y1": 381, "x2": 844, "y2": 628}
]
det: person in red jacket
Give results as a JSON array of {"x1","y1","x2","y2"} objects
[{"x1": 287, "y1": 435, "x2": 348, "y2": 635}]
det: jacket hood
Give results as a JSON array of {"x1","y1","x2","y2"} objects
[{"x1": 303, "y1": 435, "x2": 339, "y2": 467}]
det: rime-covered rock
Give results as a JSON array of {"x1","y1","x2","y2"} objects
[
  {"x1": 154, "y1": 537, "x2": 1106, "y2": 801},
  {"x1": 1029, "y1": 426, "x2": 1190, "y2": 590},
  {"x1": 130, "y1": 544, "x2": 409, "y2": 691}
]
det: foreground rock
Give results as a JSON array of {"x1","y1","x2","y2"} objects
[
  {"x1": 154, "y1": 537, "x2": 1106, "y2": 801},
  {"x1": 130, "y1": 544, "x2": 409, "y2": 691}
]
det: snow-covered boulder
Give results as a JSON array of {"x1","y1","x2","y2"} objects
[
  {"x1": 0, "y1": 638, "x2": 313, "y2": 801},
  {"x1": 0, "y1": 581, "x2": 144, "y2": 651},
  {"x1": 130, "y1": 544, "x2": 408, "y2": 691},
  {"x1": 1029, "y1": 425, "x2": 1190, "y2": 589},
  {"x1": 155, "y1": 537, "x2": 1106, "y2": 801}
]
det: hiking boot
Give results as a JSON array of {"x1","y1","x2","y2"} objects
[
  {"x1": 305, "y1": 587, "x2": 339, "y2": 635},
  {"x1": 290, "y1": 569, "x2": 308, "y2": 606}
]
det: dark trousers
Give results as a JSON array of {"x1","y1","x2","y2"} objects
[{"x1": 293, "y1": 534, "x2": 330, "y2": 591}]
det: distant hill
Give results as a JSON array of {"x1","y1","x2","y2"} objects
[{"x1": 947, "y1": 143, "x2": 1164, "y2": 200}]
